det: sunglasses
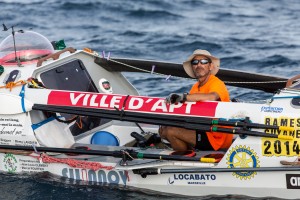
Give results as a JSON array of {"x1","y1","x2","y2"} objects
[{"x1": 191, "y1": 59, "x2": 211, "y2": 65}]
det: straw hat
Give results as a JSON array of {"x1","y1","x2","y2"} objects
[{"x1": 183, "y1": 49, "x2": 220, "y2": 78}]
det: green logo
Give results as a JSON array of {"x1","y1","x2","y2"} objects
[{"x1": 4, "y1": 153, "x2": 17, "y2": 173}]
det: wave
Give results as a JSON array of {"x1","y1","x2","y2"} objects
[
  {"x1": 57, "y1": 2, "x2": 102, "y2": 10},
  {"x1": 174, "y1": 41, "x2": 223, "y2": 52},
  {"x1": 0, "y1": 0, "x2": 43, "y2": 4},
  {"x1": 126, "y1": 9, "x2": 182, "y2": 19}
]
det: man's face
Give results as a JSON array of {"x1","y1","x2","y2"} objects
[{"x1": 191, "y1": 55, "x2": 212, "y2": 79}]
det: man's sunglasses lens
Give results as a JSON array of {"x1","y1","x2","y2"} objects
[{"x1": 191, "y1": 59, "x2": 210, "y2": 65}]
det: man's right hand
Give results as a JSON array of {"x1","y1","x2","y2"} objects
[{"x1": 165, "y1": 93, "x2": 184, "y2": 104}]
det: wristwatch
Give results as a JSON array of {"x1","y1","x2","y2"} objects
[{"x1": 183, "y1": 92, "x2": 188, "y2": 102}]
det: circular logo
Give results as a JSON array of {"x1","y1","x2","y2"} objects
[
  {"x1": 99, "y1": 78, "x2": 113, "y2": 94},
  {"x1": 3, "y1": 153, "x2": 17, "y2": 173},
  {"x1": 226, "y1": 145, "x2": 260, "y2": 180}
]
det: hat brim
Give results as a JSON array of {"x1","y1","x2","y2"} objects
[{"x1": 183, "y1": 54, "x2": 220, "y2": 78}]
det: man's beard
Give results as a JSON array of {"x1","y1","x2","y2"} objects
[{"x1": 194, "y1": 70, "x2": 210, "y2": 79}]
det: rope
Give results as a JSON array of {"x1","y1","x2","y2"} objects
[
  {"x1": 108, "y1": 58, "x2": 286, "y2": 104},
  {"x1": 76, "y1": 116, "x2": 83, "y2": 129},
  {"x1": 239, "y1": 99, "x2": 270, "y2": 104},
  {"x1": 0, "y1": 80, "x2": 27, "y2": 91},
  {"x1": 109, "y1": 58, "x2": 192, "y2": 81},
  {"x1": 271, "y1": 95, "x2": 300, "y2": 100},
  {"x1": 35, "y1": 153, "x2": 114, "y2": 171},
  {"x1": 108, "y1": 58, "x2": 287, "y2": 85},
  {"x1": 224, "y1": 80, "x2": 286, "y2": 84},
  {"x1": 236, "y1": 95, "x2": 300, "y2": 104}
]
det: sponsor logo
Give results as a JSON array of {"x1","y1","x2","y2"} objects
[
  {"x1": 102, "y1": 81, "x2": 111, "y2": 90},
  {"x1": 99, "y1": 78, "x2": 113, "y2": 94},
  {"x1": 48, "y1": 91, "x2": 218, "y2": 117},
  {"x1": 3, "y1": 153, "x2": 17, "y2": 173},
  {"x1": 168, "y1": 173, "x2": 216, "y2": 185},
  {"x1": 62, "y1": 168, "x2": 128, "y2": 185},
  {"x1": 286, "y1": 174, "x2": 300, "y2": 189},
  {"x1": 226, "y1": 145, "x2": 260, "y2": 180},
  {"x1": 261, "y1": 106, "x2": 283, "y2": 113},
  {"x1": 264, "y1": 116, "x2": 300, "y2": 139}
]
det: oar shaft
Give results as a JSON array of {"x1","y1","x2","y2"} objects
[
  {"x1": 133, "y1": 166, "x2": 300, "y2": 176},
  {"x1": 214, "y1": 127, "x2": 279, "y2": 138},
  {"x1": 33, "y1": 104, "x2": 288, "y2": 139},
  {"x1": 33, "y1": 104, "x2": 213, "y2": 130},
  {"x1": 0, "y1": 144, "x2": 120, "y2": 156},
  {"x1": 0, "y1": 144, "x2": 206, "y2": 162}
]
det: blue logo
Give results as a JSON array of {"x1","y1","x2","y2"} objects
[
  {"x1": 226, "y1": 145, "x2": 260, "y2": 180},
  {"x1": 261, "y1": 106, "x2": 283, "y2": 113},
  {"x1": 62, "y1": 168, "x2": 128, "y2": 185},
  {"x1": 168, "y1": 173, "x2": 216, "y2": 185}
]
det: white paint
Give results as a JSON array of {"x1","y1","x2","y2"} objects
[
  {"x1": 0, "y1": 93, "x2": 33, "y2": 114},
  {"x1": 90, "y1": 95, "x2": 99, "y2": 106},
  {"x1": 151, "y1": 99, "x2": 167, "y2": 112},
  {"x1": 70, "y1": 93, "x2": 85, "y2": 105},
  {"x1": 99, "y1": 95, "x2": 109, "y2": 107},
  {"x1": 128, "y1": 97, "x2": 143, "y2": 109},
  {"x1": 110, "y1": 96, "x2": 122, "y2": 108},
  {"x1": 168, "y1": 103, "x2": 182, "y2": 112}
]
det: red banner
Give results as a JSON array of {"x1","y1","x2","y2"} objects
[{"x1": 47, "y1": 91, "x2": 218, "y2": 117}]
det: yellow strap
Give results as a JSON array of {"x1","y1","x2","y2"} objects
[
  {"x1": 200, "y1": 157, "x2": 216, "y2": 163},
  {"x1": 278, "y1": 135, "x2": 294, "y2": 140},
  {"x1": 31, "y1": 80, "x2": 39, "y2": 88},
  {"x1": 278, "y1": 126, "x2": 295, "y2": 132}
]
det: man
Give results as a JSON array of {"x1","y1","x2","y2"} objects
[{"x1": 159, "y1": 49, "x2": 232, "y2": 151}]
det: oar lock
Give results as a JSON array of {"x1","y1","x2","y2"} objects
[{"x1": 120, "y1": 149, "x2": 135, "y2": 166}]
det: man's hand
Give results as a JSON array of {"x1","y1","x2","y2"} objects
[{"x1": 165, "y1": 93, "x2": 185, "y2": 104}]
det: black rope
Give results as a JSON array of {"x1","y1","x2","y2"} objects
[
  {"x1": 51, "y1": 112, "x2": 78, "y2": 124},
  {"x1": 114, "y1": 95, "x2": 130, "y2": 120}
]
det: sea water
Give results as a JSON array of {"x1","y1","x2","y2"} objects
[{"x1": 0, "y1": 0, "x2": 299, "y2": 199}]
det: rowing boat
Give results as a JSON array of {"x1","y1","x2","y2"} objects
[{"x1": 0, "y1": 29, "x2": 299, "y2": 199}]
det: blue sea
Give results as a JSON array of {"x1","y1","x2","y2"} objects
[{"x1": 1, "y1": 0, "x2": 300, "y2": 199}]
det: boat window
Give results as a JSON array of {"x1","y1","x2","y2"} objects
[
  {"x1": 40, "y1": 59, "x2": 101, "y2": 136},
  {"x1": 40, "y1": 59, "x2": 98, "y2": 92}
]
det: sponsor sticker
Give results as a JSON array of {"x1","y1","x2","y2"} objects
[
  {"x1": 3, "y1": 153, "x2": 17, "y2": 173},
  {"x1": 48, "y1": 91, "x2": 218, "y2": 117},
  {"x1": 262, "y1": 116, "x2": 300, "y2": 157},
  {"x1": 99, "y1": 78, "x2": 113, "y2": 94},
  {"x1": 286, "y1": 174, "x2": 300, "y2": 189},
  {"x1": 226, "y1": 145, "x2": 260, "y2": 180},
  {"x1": 260, "y1": 106, "x2": 283, "y2": 113},
  {"x1": 62, "y1": 168, "x2": 128, "y2": 185},
  {"x1": 168, "y1": 173, "x2": 216, "y2": 185}
]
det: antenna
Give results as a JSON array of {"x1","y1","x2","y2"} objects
[{"x1": 2, "y1": 23, "x2": 24, "y2": 67}]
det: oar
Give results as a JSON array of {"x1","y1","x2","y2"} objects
[
  {"x1": 133, "y1": 166, "x2": 300, "y2": 176},
  {"x1": 95, "y1": 57, "x2": 288, "y2": 93},
  {"x1": 0, "y1": 144, "x2": 218, "y2": 162},
  {"x1": 32, "y1": 104, "x2": 293, "y2": 140},
  {"x1": 33, "y1": 104, "x2": 291, "y2": 131}
]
